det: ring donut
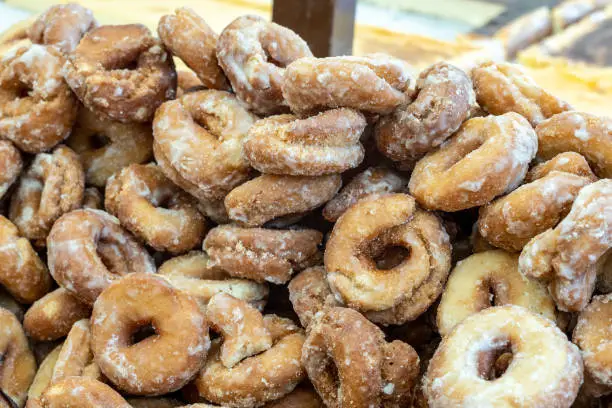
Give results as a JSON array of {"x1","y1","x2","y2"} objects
[
  {"x1": 525, "y1": 152, "x2": 597, "y2": 182},
  {"x1": 0, "y1": 140, "x2": 22, "y2": 201},
  {"x1": 39, "y1": 377, "x2": 131, "y2": 408},
  {"x1": 51, "y1": 319, "x2": 98, "y2": 382},
  {"x1": 27, "y1": 3, "x2": 96, "y2": 53}
]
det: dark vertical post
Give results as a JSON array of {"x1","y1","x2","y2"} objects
[{"x1": 272, "y1": 0, "x2": 357, "y2": 57}]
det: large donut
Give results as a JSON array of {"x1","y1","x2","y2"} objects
[
  {"x1": 0, "y1": 140, "x2": 22, "y2": 200},
  {"x1": 64, "y1": 24, "x2": 176, "y2": 122},
  {"x1": 39, "y1": 377, "x2": 131, "y2": 408},
  {"x1": 91, "y1": 273, "x2": 210, "y2": 395}
]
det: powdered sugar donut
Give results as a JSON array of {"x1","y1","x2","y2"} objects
[
  {"x1": 28, "y1": 3, "x2": 97, "y2": 53},
  {"x1": 0, "y1": 140, "x2": 22, "y2": 200}
]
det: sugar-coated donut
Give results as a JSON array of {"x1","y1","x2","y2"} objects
[{"x1": 28, "y1": 3, "x2": 96, "y2": 53}]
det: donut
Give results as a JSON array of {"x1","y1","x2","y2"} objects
[
  {"x1": 9, "y1": 145, "x2": 85, "y2": 245},
  {"x1": 82, "y1": 187, "x2": 103, "y2": 210},
  {"x1": 302, "y1": 307, "x2": 419, "y2": 408},
  {"x1": 91, "y1": 273, "x2": 210, "y2": 395},
  {"x1": 27, "y1": 344, "x2": 62, "y2": 403},
  {"x1": 0, "y1": 44, "x2": 77, "y2": 153},
  {"x1": 158, "y1": 8, "x2": 228, "y2": 90},
  {"x1": 64, "y1": 24, "x2": 176, "y2": 122},
  {"x1": 195, "y1": 314, "x2": 305, "y2": 407},
  {"x1": 288, "y1": 266, "x2": 339, "y2": 329},
  {"x1": 519, "y1": 179, "x2": 612, "y2": 311},
  {"x1": 375, "y1": 62, "x2": 476, "y2": 164},
  {"x1": 39, "y1": 377, "x2": 131, "y2": 408},
  {"x1": 0, "y1": 140, "x2": 22, "y2": 200},
  {"x1": 424, "y1": 306, "x2": 582, "y2": 408},
  {"x1": 47, "y1": 209, "x2": 155, "y2": 305},
  {"x1": 282, "y1": 54, "x2": 414, "y2": 115},
  {"x1": 105, "y1": 163, "x2": 207, "y2": 254},
  {"x1": 216, "y1": 15, "x2": 312, "y2": 115},
  {"x1": 224, "y1": 174, "x2": 341, "y2": 227},
  {"x1": 244, "y1": 109, "x2": 366, "y2": 176},
  {"x1": 535, "y1": 111, "x2": 612, "y2": 178},
  {"x1": 0, "y1": 215, "x2": 51, "y2": 304},
  {"x1": 27, "y1": 3, "x2": 97, "y2": 53},
  {"x1": 472, "y1": 61, "x2": 571, "y2": 126},
  {"x1": 153, "y1": 90, "x2": 257, "y2": 202},
  {"x1": 67, "y1": 106, "x2": 153, "y2": 187},
  {"x1": 525, "y1": 152, "x2": 597, "y2": 183},
  {"x1": 204, "y1": 225, "x2": 323, "y2": 284},
  {"x1": 436, "y1": 250, "x2": 556, "y2": 336},
  {"x1": 409, "y1": 113, "x2": 538, "y2": 212},
  {"x1": 51, "y1": 319, "x2": 98, "y2": 382}
]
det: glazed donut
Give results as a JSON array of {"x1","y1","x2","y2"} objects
[
  {"x1": 27, "y1": 344, "x2": 62, "y2": 403},
  {"x1": 424, "y1": 306, "x2": 582, "y2": 408},
  {"x1": 322, "y1": 167, "x2": 406, "y2": 222},
  {"x1": 325, "y1": 194, "x2": 451, "y2": 325},
  {"x1": 51, "y1": 319, "x2": 97, "y2": 382},
  {"x1": 519, "y1": 179, "x2": 612, "y2": 311},
  {"x1": 204, "y1": 225, "x2": 323, "y2": 284},
  {"x1": 153, "y1": 90, "x2": 257, "y2": 202},
  {"x1": 64, "y1": 24, "x2": 176, "y2": 122},
  {"x1": 224, "y1": 174, "x2": 341, "y2": 227},
  {"x1": 82, "y1": 187, "x2": 103, "y2": 210},
  {"x1": 244, "y1": 109, "x2": 366, "y2": 176},
  {"x1": 288, "y1": 266, "x2": 339, "y2": 328},
  {"x1": 47, "y1": 209, "x2": 155, "y2": 305},
  {"x1": 409, "y1": 113, "x2": 538, "y2": 212},
  {"x1": 105, "y1": 163, "x2": 207, "y2": 254},
  {"x1": 0, "y1": 44, "x2": 77, "y2": 153},
  {"x1": 0, "y1": 215, "x2": 51, "y2": 304},
  {"x1": 216, "y1": 15, "x2": 312, "y2": 115},
  {"x1": 375, "y1": 62, "x2": 476, "y2": 164},
  {"x1": 282, "y1": 54, "x2": 414, "y2": 115},
  {"x1": 536, "y1": 111, "x2": 612, "y2": 178},
  {"x1": 9, "y1": 145, "x2": 85, "y2": 245},
  {"x1": 158, "y1": 8, "x2": 228, "y2": 90},
  {"x1": 195, "y1": 314, "x2": 305, "y2": 407},
  {"x1": 436, "y1": 250, "x2": 556, "y2": 336},
  {"x1": 67, "y1": 106, "x2": 153, "y2": 187},
  {"x1": 0, "y1": 140, "x2": 22, "y2": 200},
  {"x1": 302, "y1": 307, "x2": 419, "y2": 408},
  {"x1": 27, "y1": 4, "x2": 96, "y2": 53},
  {"x1": 91, "y1": 273, "x2": 210, "y2": 395},
  {"x1": 24, "y1": 288, "x2": 91, "y2": 342},
  {"x1": 525, "y1": 152, "x2": 597, "y2": 183},
  {"x1": 472, "y1": 61, "x2": 571, "y2": 126},
  {"x1": 39, "y1": 377, "x2": 130, "y2": 408}
]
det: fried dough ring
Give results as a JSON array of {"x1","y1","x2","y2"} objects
[
  {"x1": 525, "y1": 152, "x2": 597, "y2": 182},
  {"x1": 0, "y1": 140, "x2": 22, "y2": 201},
  {"x1": 27, "y1": 3, "x2": 96, "y2": 53},
  {"x1": 39, "y1": 377, "x2": 131, "y2": 408}
]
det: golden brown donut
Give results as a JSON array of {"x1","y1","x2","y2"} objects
[
  {"x1": 409, "y1": 113, "x2": 538, "y2": 212},
  {"x1": 47, "y1": 209, "x2": 155, "y2": 305},
  {"x1": 105, "y1": 163, "x2": 207, "y2": 254},
  {"x1": 216, "y1": 15, "x2": 312, "y2": 115},
  {"x1": 224, "y1": 174, "x2": 341, "y2": 227},
  {"x1": 525, "y1": 152, "x2": 597, "y2": 183},
  {"x1": 158, "y1": 8, "x2": 228, "y2": 90},
  {"x1": 204, "y1": 225, "x2": 323, "y2": 284},
  {"x1": 82, "y1": 187, "x2": 103, "y2": 210},
  {"x1": 302, "y1": 307, "x2": 419, "y2": 408},
  {"x1": 27, "y1": 3, "x2": 97, "y2": 53},
  {"x1": 0, "y1": 44, "x2": 77, "y2": 153},
  {"x1": 91, "y1": 273, "x2": 210, "y2": 395},
  {"x1": 39, "y1": 377, "x2": 131, "y2": 408},
  {"x1": 288, "y1": 266, "x2": 339, "y2": 329},
  {"x1": 64, "y1": 24, "x2": 176, "y2": 122},
  {"x1": 67, "y1": 106, "x2": 153, "y2": 187},
  {"x1": 0, "y1": 140, "x2": 22, "y2": 200},
  {"x1": 9, "y1": 145, "x2": 84, "y2": 245}
]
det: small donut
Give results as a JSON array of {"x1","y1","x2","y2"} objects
[
  {"x1": 282, "y1": 54, "x2": 414, "y2": 115},
  {"x1": 153, "y1": 90, "x2": 257, "y2": 202},
  {"x1": 216, "y1": 15, "x2": 312, "y2": 115},
  {"x1": 64, "y1": 24, "x2": 176, "y2": 122},
  {"x1": 47, "y1": 209, "x2": 156, "y2": 305},
  {"x1": 24, "y1": 288, "x2": 91, "y2": 342},
  {"x1": 519, "y1": 179, "x2": 612, "y2": 311},
  {"x1": 27, "y1": 344, "x2": 62, "y2": 403},
  {"x1": 288, "y1": 266, "x2": 339, "y2": 329},
  {"x1": 536, "y1": 111, "x2": 612, "y2": 178},
  {"x1": 424, "y1": 306, "x2": 582, "y2": 408},
  {"x1": 195, "y1": 314, "x2": 305, "y2": 407},
  {"x1": 0, "y1": 44, "x2": 77, "y2": 153},
  {"x1": 322, "y1": 167, "x2": 406, "y2": 222},
  {"x1": 9, "y1": 145, "x2": 84, "y2": 245},
  {"x1": 525, "y1": 152, "x2": 597, "y2": 183},
  {"x1": 244, "y1": 109, "x2": 366, "y2": 176},
  {"x1": 39, "y1": 377, "x2": 131, "y2": 408},
  {"x1": 158, "y1": 8, "x2": 228, "y2": 90},
  {"x1": 302, "y1": 307, "x2": 419, "y2": 408},
  {"x1": 472, "y1": 61, "x2": 571, "y2": 126},
  {"x1": 375, "y1": 62, "x2": 476, "y2": 163},
  {"x1": 263, "y1": 386, "x2": 324, "y2": 408},
  {"x1": 91, "y1": 273, "x2": 210, "y2": 395},
  {"x1": 51, "y1": 319, "x2": 97, "y2": 382},
  {"x1": 409, "y1": 113, "x2": 538, "y2": 212},
  {"x1": 436, "y1": 250, "x2": 556, "y2": 336},
  {"x1": 67, "y1": 106, "x2": 153, "y2": 187},
  {"x1": 204, "y1": 225, "x2": 323, "y2": 284},
  {"x1": 105, "y1": 163, "x2": 207, "y2": 254},
  {"x1": 82, "y1": 187, "x2": 103, "y2": 210},
  {"x1": 0, "y1": 140, "x2": 22, "y2": 200},
  {"x1": 224, "y1": 174, "x2": 341, "y2": 227},
  {"x1": 27, "y1": 4, "x2": 97, "y2": 53},
  {"x1": 0, "y1": 215, "x2": 51, "y2": 304}
]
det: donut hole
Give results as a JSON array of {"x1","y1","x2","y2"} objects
[
  {"x1": 373, "y1": 246, "x2": 410, "y2": 270},
  {"x1": 149, "y1": 190, "x2": 174, "y2": 210},
  {"x1": 88, "y1": 133, "x2": 111, "y2": 150},
  {"x1": 129, "y1": 321, "x2": 158, "y2": 345},
  {"x1": 476, "y1": 340, "x2": 513, "y2": 381}
]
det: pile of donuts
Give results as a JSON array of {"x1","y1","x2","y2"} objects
[{"x1": 0, "y1": 3, "x2": 611, "y2": 407}]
